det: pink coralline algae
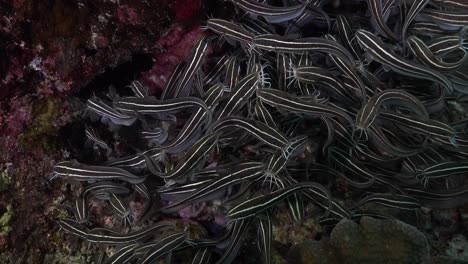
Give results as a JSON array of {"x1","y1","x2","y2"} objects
[
  {"x1": 115, "y1": 5, "x2": 140, "y2": 25},
  {"x1": 142, "y1": 25, "x2": 208, "y2": 95}
]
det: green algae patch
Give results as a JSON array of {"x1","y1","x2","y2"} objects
[
  {"x1": 0, "y1": 167, "x2": 13, "y2": 192},
  {"x1": 0, "y1": 205, "x2": 13, "y2": 235},
  {"x1": 19, "y1": 98, "x2": 65, "y2": 150}
]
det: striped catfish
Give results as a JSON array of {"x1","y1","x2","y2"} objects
[
  {"x1": 191, "y1": 248, "x2": 212, "y2": 264},
  {"x1": 217, "y1": 71, "x2": 260, "y2": 119},
  {"x1": 104, "y1": 147, "x2": 164, "y2": 172},
  {"x1": 129, "y1": 80, "x2": 148, "y2": 98},
  {"x1": 368, "y1": 124, "x2": 423, "y2": 157},
  {"x1": 87, "y1": 96, "x2": 137, "y2": 126},
  {"x1": 367, "y1": 0, "x2": 398, "y2": 41},
  {"x1": 172, "y1": 37, "x2": 209, "y2": 98},
  {"x1": 228, "y1": 182, "x2": 330, "y2": 220},
  {"x1": 404, "y1": 185, "x2": 468, "y2": 209},
  {"x1": 82, "y1": 181, "x2": 130, "y2": 200},
  {"x1": 141, "y1": 127, "x2": 168, "y2": 145},
  {"x1": 203, "y1": 54, "x2": 229, "y2": 85},
  {"x1": 329, "y1": 147, "x2": 402, "y2": 191},
  {"x1": 215, "y1": 218, "x2": 252, "y2": 264},
  {"x1": 161, "y1": 62, "x2": 186, "y2": 100},
  {"x1": 104, "y1": 244, "x2": 137, "y2": 264},
  {"x1": 53, "y1": 160, "x2": 145, "y2": 184},
  {"x1": 207, "y1": 18, "x2": 255, "y2": 43},
  {"x1": 407, "y1": 35, "x2": 466, "y2": 72},
  {"x1": 417, "y1": 161, "x2": 468, "y2": 187},
  {"x1": 254, "y1": 101, "x2": 276, "y2": 128},
  {"x1": 252, "y1": 34, "x2": 355, "y2": 64},
  {"x1": 229, "y1": 0, "x2": 308, "y2": 23},
  {"x1": 428, "y1": 35, "x2": 467, "y2": 55},
  {"x1": 378, "y1": 111, "x2": 456, "y2": 144},
  {"x1": 257, "y1": 212, "x2": 272, "y2": 264},
  {"x1": 86, "y1": 221, "x2": 175, "y2": 244},
  {"x1": 161, "y1": 161, "x2": 265, "y2": 213},
  {"x1": 292, "y1": 65, "x2": 359, "y2": 104},
  {"x1": 113, "y1": 96, "x2": 212, "y2": 125},
  {"x1": 138, "y1": 231, "x2": 187, "y2": 264},
  {"x1": 162, "y1": 83, "x2": 224, "y2": 153},
  {"x1": 355, "y1": 29, "x2": 454, "y2": 92},
  {"x1": 58, "y1": 218, "x2": 89, "y2": 239},
  {"x1": 257, "y1": 88, "x2": 354, "y2": 126},
  {"x1": 355, "y1": 89, "x2": 428, "y2": 132},
  {"x1": 210, "y1": 116, "x2": 289, "y2": 151},
  {"x1": 431, "y1": 0, "x2": 468, "y2": 9},
  {"x1": 408, "y1": 21, "x2": 457, "y2": 36},
  {"x1": 225, "y1": 55, "x2": 241, "y2": 91},
  {"x1": 74, "y1": 196, "x2": 89, "y2": 224},
  {"x1": 401, "y1": 0, "x2": 430, "y2": 39},
  {"x1": 422, "y1": 9, "x2": 468, "y2": 27},
  {"x1": 353, "y1": 193, "x2": 421, "y2": 210},
  {"x1": 109, "y1": 193, "x2": 135, "y2": 226},
  {"x1": 146, "y1": 133, "x2": 218, "y2": 180},
  {"x1": 335, "y1": 15, "x2": 361, "y2": 59},
  {"x1": 85, "y1": 126, "x2": 111, "y2": 155},
  {"x1": 325, "y1": 34, "x2": 366, "y2": 103}
]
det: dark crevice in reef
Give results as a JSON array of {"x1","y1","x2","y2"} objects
[{"x1": 78, "y1": 53, "x2": 154, "y2": 98}]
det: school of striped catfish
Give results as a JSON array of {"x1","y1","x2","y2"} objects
[{"x1": 52, "y1": 0, "x2": 468, "y2": 263}]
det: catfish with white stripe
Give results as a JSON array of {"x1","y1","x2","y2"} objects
[
  {"x1": 335, "y1": 15, "x2": 361, "y2": 59},
  {"x1": 378, "y1": 111, "x2": 457, "y2": 144},
  {"x1": 407, "y1": 35, "x2": 466, "y2": 72},
  {"x1": 146, "y1": 133, "x2": 218, "y2": 181},
  {"x1": 163, "y1": 84, "x2": 224, "y2": 153},
  {"x1": 408, "y1": 21, "x2": 456, "y2": 36},
  {"x1": 160, "y1": 161, "x2": 265, "y2": 213},
  {"x1": 85, "y1": 126, "x2": 111, "y2": 156},
  {"x1": 141, "y1": 127, "x2": 168, "y2": 145},
  {"x1": 325, "y1": 34, "x2": 366, "y2": 103},
  {"x1": 109, "y1": 193, "x2": 135, "y2": 226},
  {"x1": 428, "y1": 35, "x2": 467, "y2": 55},
  {"x1": 138, "y1": 231, "x2": 187, "y2": 264},
  {"x1": 228, "y1": 182, "x2": 331, "y2": 220},
  {"x1": 431, "y1": 0, "x2": 468, "y2": 9},
  {"x1": 355, "y1": 29, "x2": 454, "y2": 92},
  {"x1": 252, "y1": 34, "x2": 355, "y2": 64},
  {"x1": 229, "y1": 0, "x2": 308, "y2": 23},
  {"x1": 291, "y1": 64, "x2": 359, "y2": 104},
  {"x1": 367, "y1": 0, "x2": 398, "y2": 41},
  {"x1": 257, "y1": 88, "x2": 354, "y2": 126},
  {"x1": 191, "y1": 247, "x2": 212, "y2": 264},
  {"x1": 416, "y1": 161, "x2": 468, "y2": 188},
  {"x1": 215, "y1": 218, "x2": 253, "y2": 264},
  {"x1": 225, "y1": 55, "x2": 241, "y2": 91},
  {"x1": 129, "y1": 80, "x2": 148, "y2": 98},
  {"x1": 172, "y1": 37, "x2": 209, "y2": 98},
  {"x1": 401, "y1": 0, "x2": 430, "y2": 39},
  {"x1": 210, "y1": 116, "x2": 289, "y2": 151},
  {"x1": 53, "y1": 160, "x2": 146, "y2": 184},
  {"x1": 203, "y1": 54, "x2": 230, "y2": 85},
  {"x1": 206, "y1": 18, "x2": 255, "y2": 44},
  {"x1": 355, "y1": 89, "x2": 428, "y2": 133},
  {"x1": 87, "y1": 96, "x2": 137, "y2": 126},
  {"x1": 113, "y1": 96, "x2": 212, "y2": 125},
  {"x1": 422, "y1": 9, "x2": 468, "y2": 27},
  {"x1": 104, "y1": 147, "x2": 164, "y2": 173},
  {"x1": 104, "y1": 244, "x2": 137, "y2": 264},
  {"x1": 352, "y1": 193, "x2": 422, "y2": 210},
  {"x1": 217, "y1": 71, "x2": 260, "y2": 119},
  {"x1": 161, "y1": 62, "x2": 186, "y2": 100},
  {"x1": 329, "y1": 147, "x2": 402, "y2": 191},
  {"x1": 257, "y1": 211, "x2": 272, "y2": 264},
  {"x1": 86, "y1": 221, "x2": 175, "y2": 244},
  {"x1": 58, "y1": 218, "x2": 89, "y2": 239}
]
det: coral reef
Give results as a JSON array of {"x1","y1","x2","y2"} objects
[{"x1": 288, "y1": 217, "x2": 431, "y2": 264}]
